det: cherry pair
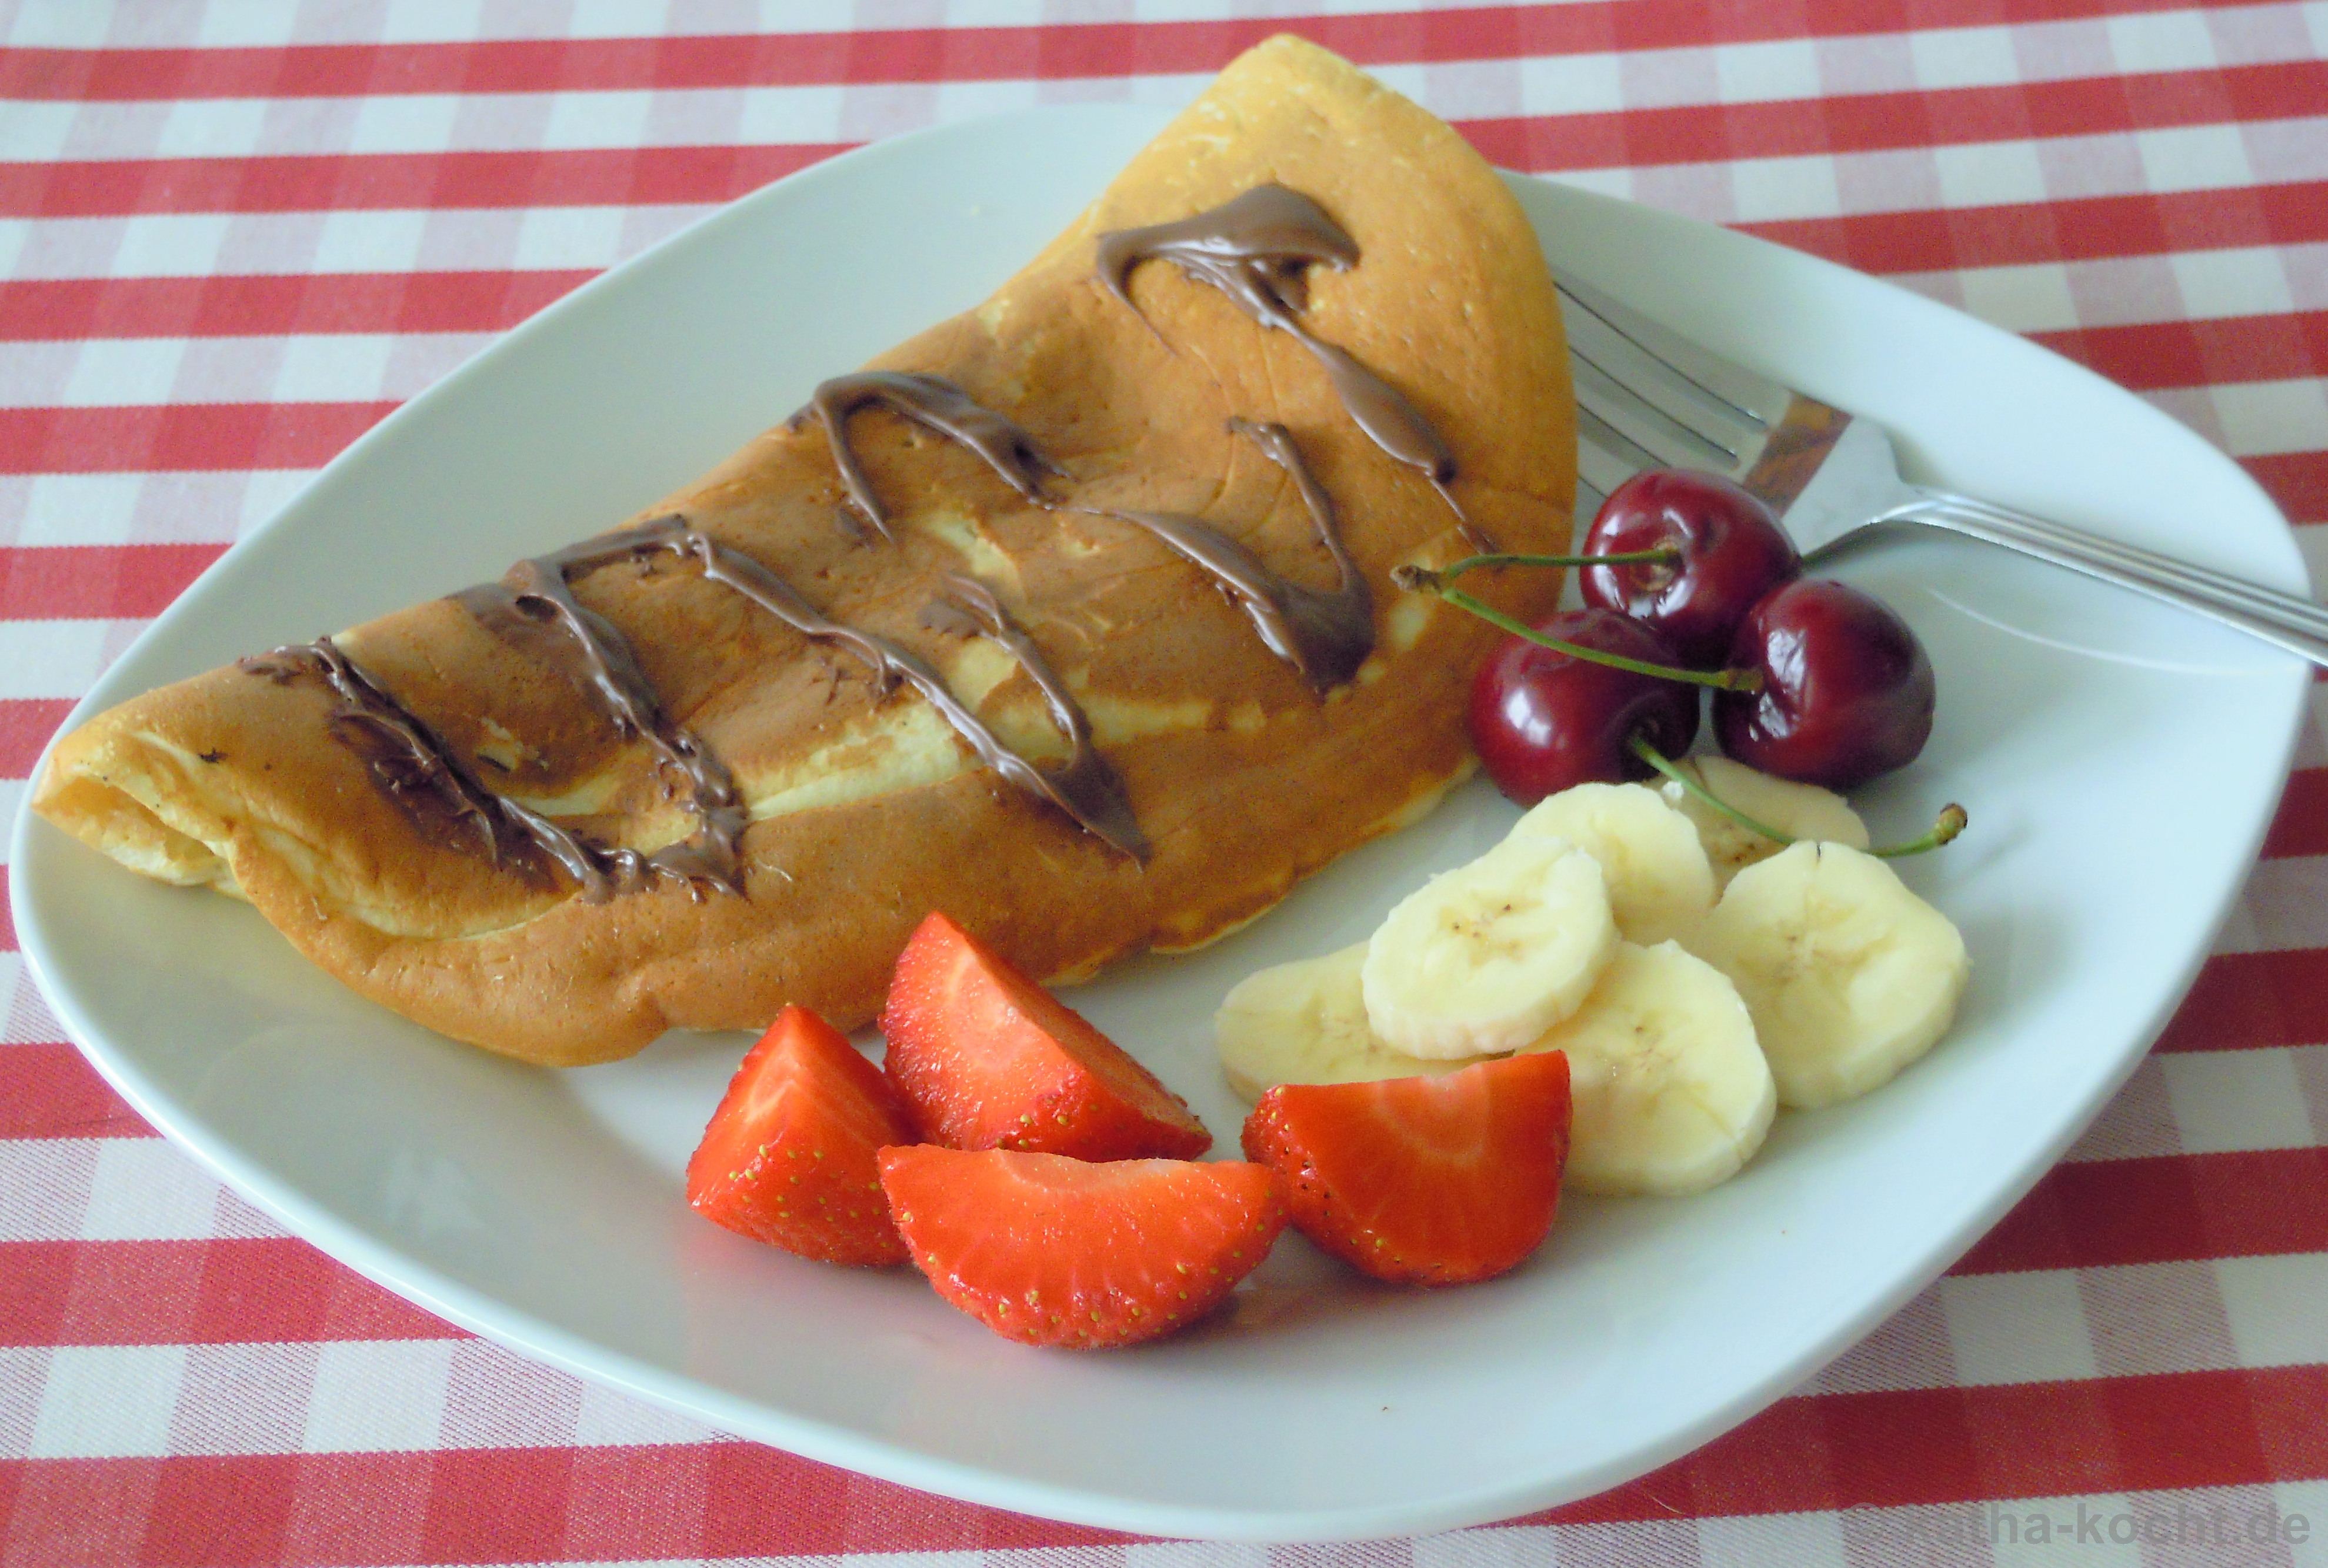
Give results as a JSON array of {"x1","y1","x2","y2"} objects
[{"x1": 1408, "y1": 468, "x2": 1936, "y2": 805}]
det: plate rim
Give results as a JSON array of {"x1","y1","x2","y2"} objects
[{"x1": 8, "y1": 99, "x2": 2311, "y2": 1542}]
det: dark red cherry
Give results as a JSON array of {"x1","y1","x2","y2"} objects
[
  {"x1": 1469, "y1": 609, "x2": 1702, "y2": 806},
  {"x1": 1714, "y1": 579, "x2": 1935, "y2": 790},
  {"x1": 1580, "y1": 469, "x2": 1802, "y2": 668}
]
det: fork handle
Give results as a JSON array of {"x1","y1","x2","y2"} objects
[
  {"x1": 1912, "y1": 492, "x2": 2328, "y2": 634},
  {"x1": 1880, "y1": 492, "x2": 2328, "y2": 669}
]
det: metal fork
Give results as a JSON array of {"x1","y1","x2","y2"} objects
[{"x1": 1556, "y1": 273, "x2": 2328, "y2": 667}]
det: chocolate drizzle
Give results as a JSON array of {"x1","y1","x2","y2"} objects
[
  {"x1": 800, "y1": 371, "x2": 1063, "y2": 541},
  {"x1": 555, "y1": 516, "x2": 1147, "y2": 860},
  {"x1": 246, "y1": 179, "x2": 1448, "y2": 903},
  {"x1": 254, "y1": 506, "x2": 1150, "y2": 897},
  {"x1": 1095, "y1": 185, "x2": 1485, "y2": 547},
  {"x1": 919, "y1": 574, "x2": 1147, "y2": 859},
  {"x1": 802, "y1": 370, "x2": 1376, "y2": 692},
  {"x1": 239, "y1": 639, "x2": 636, "y2": 898},
  {"x1": 1076, "y1": 418, "x2": 1373, "y2": 692},
  {"x1": 455, "y1": 552, "x2": 748, "y2": 898}
]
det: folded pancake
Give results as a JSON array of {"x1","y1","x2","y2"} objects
[{"x1": 34, "y1": 36, "x2": 1576, "y2": 1066}]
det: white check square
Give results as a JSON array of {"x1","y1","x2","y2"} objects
[
  {"x1": 78, "y1": 1138, "x2": 222, "y2": 1241},
  {"x1": 1942, "y1": 1272, "x2": 2100, "y2": 1385},
  {"x1": 2217, "y1": 1254, "x2": 2328, "y2": 1366},
  {"x1": 302, "y1": 1340, "x2": 458, "y2": 1453},
  {"x1": 2136, "y1": 125, "x2": 2257, "y2": 194},
  {"x1": 28, "y1": 1346, "x2": 188, "y2": 1459},
  {"x1": 1909, "y1": 25, "x2": 2022, "y2": 90},
  {"x1": 1715, "y1": 39, "x2": 1824, "y2": 105}
]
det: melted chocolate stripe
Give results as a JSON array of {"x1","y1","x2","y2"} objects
[
  {"x1": 802, "y1": 371, "x2": 1376, "y2": 693},
  {"x1": 1227, "y1": 416, "x2": 1373, "y2": 688},
  {"x1": 1074, "y1": 419, "x2": 1374, "y2": 693},
  {"x1": 456, "y1": 551, "x2": 746, "y2": 897},
  {"x1": 1093, "y1": 185, "x2": 1489, "y2": 549},
  {"x1": 561, "y1": 517, "x2": 1147, "y2": 862},
  {"x1": 922, "y1": 573, "x2": 1148, "y2": 860},
  {"x1": 801, "y1": 371, "x2": 1062, "y2": 541},
  {"x1": 239, "y1": 639, "x2": 622, "y2": 898},
  {"x1": 259, "y1": 268, "x2": 1405, "y2": 893}
]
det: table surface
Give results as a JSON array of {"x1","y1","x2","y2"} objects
[{"x1": 4, "y1": 2, "x2": 2327, "y2": 1563}]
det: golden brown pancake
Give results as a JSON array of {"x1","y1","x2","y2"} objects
[{"x1": 32, "y1": 36, "x2": 1576, "y2": 1066}]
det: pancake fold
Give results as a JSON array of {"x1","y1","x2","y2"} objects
[{"x1": 34, "y1": 36, "x2": 1576, "y2": 1066}]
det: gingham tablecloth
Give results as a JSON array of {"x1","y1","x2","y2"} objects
[{"x1": 4, "y1": 2, "x2": 2326, "y2": 1562}]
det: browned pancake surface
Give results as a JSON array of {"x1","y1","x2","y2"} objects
[{"x1": 34, "y1": 36, "x2": 1575, "y2": 1065}]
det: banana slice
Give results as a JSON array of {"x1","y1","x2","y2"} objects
[
  {"x1": 1214, "y1": 943, "x2": 1489, "y2": 1102},
  {"x1": 1693, "y1": 841, "x2": 1969, "y2": 1109},
  {"x1": 1511, "y1": 782, "x2": 1716, "y2": 946},
  {"x1": 1659, "y1": 754, "x2": 1869, "y2": 888},
  {"x1": 1362, "y1": 832, "x2": 1617, "y2": 1059},
  {"x1": 1523, "y1": 940, "x2": 1775, "y2": 1196}
]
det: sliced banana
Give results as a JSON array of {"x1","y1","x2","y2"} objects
[
  {"x1": 1511, "y1": 782, "x2": 1716, "y2": 946},
  {"x1": 1659, "y1": 754, "x2": 1869, "y2": 888},
  {"x1": 1362, "y1": 832, "x2": 1617, "y2": 1059},
  {"x1": 1213, "y1": 943, "x2": 1489, "y2": 1102},
  {"x1": 1693, "y1": 841, "x2": 1969, "y2": 1109},
  {"x1": 1523, "y1": 940, "x2": 1776, "y2": 1196}
]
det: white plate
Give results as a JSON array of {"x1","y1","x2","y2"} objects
[{"x1": 11, "y1": 104, "x2": 2309, "y2": 1542}]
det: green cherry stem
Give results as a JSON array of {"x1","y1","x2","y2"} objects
[
  {"x1": 1626, "y1": 734, "x2": 1792, "y2": 842},
  {"x1": 1399, "y1": 548, "x2": 1679, "y2": 590},
  {"x1": 1396, "y1": 578, "x2": 1761, "y2": 692},
  {"x1": 1626, "y1": 734, "x2": 1968, "y2": 858},
  {"x1": 1870, "y1": 804, "x2": 1970, "y2": 859}
]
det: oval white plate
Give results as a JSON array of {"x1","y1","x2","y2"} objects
[{"x1": 10, "y1": 104, "x2": 2309, "y2": 1542}]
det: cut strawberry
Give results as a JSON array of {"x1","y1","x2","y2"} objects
[
  {"x1": 879, "y1": 1145, "x2": 1286, "y2": 1347},
  {"x1": 880, "y1": 911, "x2": 1210, "y2": 1161},
  {"x1": 686, "y1": 1005, "x2": 919, "y2": 1267},
  {"x1": 1241, "y1": 1053, "x2": 1572, "y2": 1286}
]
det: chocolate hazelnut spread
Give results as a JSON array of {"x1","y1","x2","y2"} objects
[
  {"x1": 801, "y1": 371, "x2": 1063, "y2": 541},
  {"x1": 246, "y1": 185, "x2": 1429, "y2": 899},
  {"x1": 1076, "y1": 418, "x2": 1373, "y2": 692},
  {"x1": 918, "y1": 573, "x2": 1147, "y2": 859},
  {"x1": 575, "y1": 516, "x2": 1146, "y2": 861},
  {"x1": 456, "y1": 555, "x2": 748, "y2": 896},
  {"x1": 239, "y1": 638, "x2": 695, "y2": 900},
  {"x1": 1095, "y1": 185, "x2": 1485, "y2": 546},
  {"x1": 254, "y1": 509, "x2": 1152, "y2": 890}
]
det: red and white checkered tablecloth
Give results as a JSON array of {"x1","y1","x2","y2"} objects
[{"x1": 4, "y1": 1, "x2": 2326, "y2": 1562}]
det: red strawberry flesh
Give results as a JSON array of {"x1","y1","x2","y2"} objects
[
  {"x1": 882, "y1": 912, "x2": 1210, "y2": 1160},
  {"x1": 1242, "y1": 1053, "x2": 1572, "y2": 1286},
  {"x1": 879, "y1": 1145, "x2": 1287, "y2": 1348},
  {"x1": 687, "y1": 1005, "x2": 918, "y2": 1267}
]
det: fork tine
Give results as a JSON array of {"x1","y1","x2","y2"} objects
[
  {"x1": 1571, "y1": 356, "x2": 1740, "y2": 475},
  {"x1": 1554, "y1": 269, "x2": 1806, "y2": 528},
  {"x1": 1573, "y1": 399, "x2": 1659, "y2": 536},
  {"x1": 1573, "y1": 473, "x2": 1609, "y2": 533},
  {"x1": 1556, "y1": 275, "x2": 1795, "y2": 432},
  {"x1": 1559, "y1": 293, "x2": 1767, "y2": 460},
  {"x1": 1574, "y1": 398, "x2": 1656, "y2": 473}
]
